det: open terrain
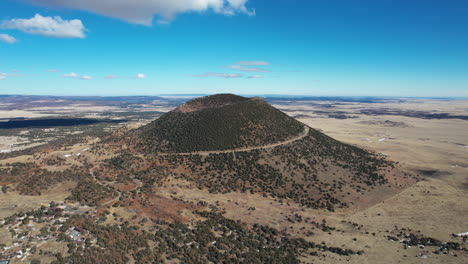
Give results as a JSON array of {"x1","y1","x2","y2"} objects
[{"x1": 0, "y1": 95, "x2": 466, "y2": 263}]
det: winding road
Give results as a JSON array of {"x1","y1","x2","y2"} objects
[
  {"x1": 87, "y1": 126, "x2": 309, "y2": 206},
  {"x1": 89, "y1": 168, "x2": 121, "y2": 206},
  {"x1": 154, "y1": 126, "x2": 310, "y2": 156}
]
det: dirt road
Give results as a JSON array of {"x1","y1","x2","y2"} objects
[{"x1": 155, "y1": 126, "x2": 310, "y2": 156}]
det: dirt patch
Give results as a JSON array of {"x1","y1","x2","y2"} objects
[{"x1": 129, "y1": 193, "x2": 203, "y2": 223}]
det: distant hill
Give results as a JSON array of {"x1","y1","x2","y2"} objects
[{"x1": 132, "y1": 94, "x2": 305, "y2": 153}]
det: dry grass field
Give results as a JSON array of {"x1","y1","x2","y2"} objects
[{"x1": 276, "y1": 98, "x2": 468, "y2": 263}]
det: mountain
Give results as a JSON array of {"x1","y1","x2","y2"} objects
[
  {"x1": 104, "y1": 94, "x2": 411, "y2": 211},
  {"x1": 132, "y1": 94, "x2": 305, "y2": 153},
  {"x1": 0, "y1": 94, "x2": 422, "y2": 264}
]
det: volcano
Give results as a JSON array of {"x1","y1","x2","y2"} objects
[
  {"x1": 133, "y1": 94, "x2": 305, "y2": 153},
  {"x1": 106, "y1": 94, "x2": 414, "y2": 211}
]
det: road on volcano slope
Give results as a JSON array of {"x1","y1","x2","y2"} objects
[
  {"x1": 155, "y1": 126, "x2": 310, "y2": 156},
  {"x1": 89, "y1": 168, "x2": 121, "y2": 206},
  {"x1": 87, "y1": 126, "x2": 310, "y2": 205}
]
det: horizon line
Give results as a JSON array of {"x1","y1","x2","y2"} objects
[{"x1": 1, "y1": 94, "x2": 468, "y2": 100}]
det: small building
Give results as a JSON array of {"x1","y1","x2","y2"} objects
[
  {"x1": 69, "y1": 230, "x2": 81, "y2": 240},
  {"x1": 74, "y1": 227, "x2": 85, "y2": 233}
]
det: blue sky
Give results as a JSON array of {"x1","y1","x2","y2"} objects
[{"x1": 0, "y1": 0, "x2": 467, "y2": 97}]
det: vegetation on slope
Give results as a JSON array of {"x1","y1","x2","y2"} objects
[
  {"x1": 133, "y1": 95, "x2": 305, "y2": 153},
  {"x1": 152, "y1": 128, "x2": 394, "y2": 211},
  {"x1": 174, "y1": 93, "x2": 249, "y2": 112},
  {"x1": 67, "y1": 180, "x2": 118, "y2": 206},
  {"x1": 101, "y1": 94, "x2": 404, "y2": 211},
  {"x1": 0, "y1": 162, "x2": 88, "y2": 195}
]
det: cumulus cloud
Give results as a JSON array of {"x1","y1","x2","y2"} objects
[
  {"x1": 226, "y1": 65, "x2": 269, "y2": 72},
  {"x1": 237, "y1": 61, "x2": 269, "y2": 66},
  {"x1": 0, "y1": 34, "x2": 17, "y2": 44},
  {"x1": 63, "y1": 72, "x2": 92, "y2": 80},
  {"x1": 195, "y1": 72, "x2": 243, "y2": 78},
  {"x1": 1, "y1": 14, "x2": 86, "y2": 38},
  {"x1": 29, "y1": 0, "x2": 254, "y2": 25},
  {"x1": 135, "y1": 73, "x2": 146, "y2": 79}
]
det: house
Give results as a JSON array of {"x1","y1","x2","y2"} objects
[
  {"x1": 74, "y1": 227, "x2": 85, "y2": 233},
  {"x1": 69, "y1": 230, "x2": 81, "y2": 241}
]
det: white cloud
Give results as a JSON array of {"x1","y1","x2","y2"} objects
[
  {"x1": 0, "y1": 34, "x2": 17, "y2": 44},
  {"x1": 226, "y1": 65, "x2": 269, "y2": 72},
  {"x1": 29, "y1": 0, "x2": 254, "y2": 25},
  {"x1": 246, "y1": 75, "x2": 263, "y2": 79},
  {"x1": 104, "y1": 74, "x2": 146, "y2": 79},
  {"x1": 1, "y1": 14, "x2": 86, "y2": 38},
  {"x1": 63, "y1": 72, "x2": 79, "y2": 78},
  {"x1": 195, "y1": 72, "x2": 243, "y2": 78},
  {"x1": 0, "y1": 72, "x2": 23, "y2": 80},
  {"x1": 63, "y1": 72, "x2": 92, "y2": 80},
  {"x1": 237, "y1": 61, "x2": 269, "y2": 66}
]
